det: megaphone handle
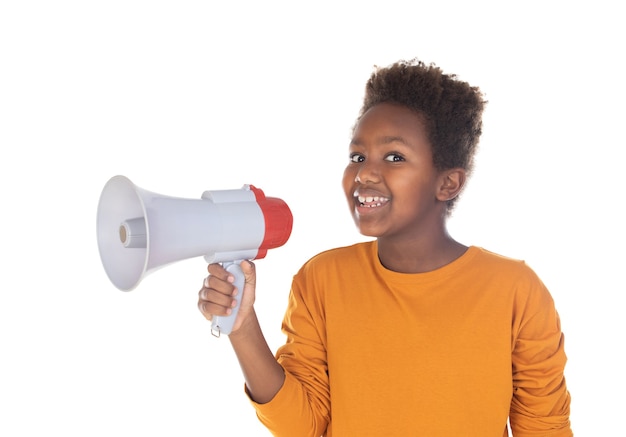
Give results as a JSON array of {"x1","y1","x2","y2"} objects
[{"x1": 211, "y1": 260, "x2": 245, "y2": 337}]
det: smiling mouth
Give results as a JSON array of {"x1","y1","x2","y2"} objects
[{"x1": 357, "y1": 195, "x2": 390, "y2": 208}]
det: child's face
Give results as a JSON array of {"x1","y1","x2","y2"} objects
[{"x1": 342, "y1": 103, "x2": 446, "y2": 241}]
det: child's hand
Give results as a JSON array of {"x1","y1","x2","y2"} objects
[{"x1": 197, "y1": 260, "x2": 257, "y2": 333}]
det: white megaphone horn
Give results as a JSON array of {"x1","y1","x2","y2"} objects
[{"x1": 96, "y1": 175, "x2": 293, "y2": 336}]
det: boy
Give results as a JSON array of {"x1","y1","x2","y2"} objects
[{"x1": 198, "y1": 59, "x2": 573, "y2": 436}]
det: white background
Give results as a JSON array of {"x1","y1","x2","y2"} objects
[{"x1": 1, "y1": 1, "x2": 623, "y2": 435}]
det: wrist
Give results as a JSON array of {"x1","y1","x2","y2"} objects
[{"x1": 228, "y1": 309, "x2": 260, "y2": 342}]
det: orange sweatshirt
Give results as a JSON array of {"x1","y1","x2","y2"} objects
[{"x1": 250, "y1": 242, "x2": 572, "y2": 436}]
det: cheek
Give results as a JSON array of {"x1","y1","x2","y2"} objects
[{"x1": 342, "y1": 167, "x2": 355, "y2": 197}]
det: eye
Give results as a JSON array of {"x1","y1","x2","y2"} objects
[
  {"x1": 384, "y1": 153, "x2": 405, "y2": 162},
  {"x1": 349, "y1": 153, "x2": 365, "y2": 163}
]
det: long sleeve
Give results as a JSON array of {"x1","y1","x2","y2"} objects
[
  {"x1": 509, "y1": 272, "x2": 572, "y2": 436},
  {"x1": 250, "y1": 273, "x2": 331, "y2": 437}
]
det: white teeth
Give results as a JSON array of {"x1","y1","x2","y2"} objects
[{"x1": 357, "y1": 195, "x2": 389, "y2": 207}]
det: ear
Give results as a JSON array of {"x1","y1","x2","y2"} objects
[{"x1": 436, "y1": 168, "x2": 466, "y2": 202}]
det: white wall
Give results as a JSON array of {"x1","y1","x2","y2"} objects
[{"x1": 1, "y1": 1, "x2": 623, "y2": 435}]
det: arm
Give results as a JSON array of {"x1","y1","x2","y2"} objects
[
  {"x1": 199, "y1": 261, "x2": 331, "y2": 436},
  {"x1": 510, "y1": 277, "x2": 573, "y2": 436},
  {"x1": 228, "y1": 310, "x2": 285, "y2": 403},
  {"x1": 198, "y1": 261, "x2": 284, "y2": 403}
]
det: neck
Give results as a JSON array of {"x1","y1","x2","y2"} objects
[{"x1": 376, "y1": 231, "x2": 467, "y2": 274}]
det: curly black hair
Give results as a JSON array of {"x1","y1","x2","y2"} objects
[{"x1": 355, "y1": 59, "x2": 486, "y2": 210}]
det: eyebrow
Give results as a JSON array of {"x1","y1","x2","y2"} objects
[{"x1": 350, "y1": 135, "x2": 409, "y2": 147}]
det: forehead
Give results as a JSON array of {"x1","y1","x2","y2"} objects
[{"x1": 351, "y1": 103, "x2": 430, "y2": 147}]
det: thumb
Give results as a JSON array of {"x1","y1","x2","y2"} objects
[{"x1": 241, "y1": 259, "x2": 257, "y2": 287}]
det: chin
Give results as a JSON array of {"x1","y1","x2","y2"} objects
[{"x1": 354, "y1": 223, "x2": 382, "y2": 238}]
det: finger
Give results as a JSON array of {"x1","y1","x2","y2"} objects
[
  {"x1": 204, "y1": 274, "x2": 238, "y2": 297},
  {"x1": 197, "y1": 299, "x2": 213, "y2": 321},
  {"x1": 197, "y1": 298, "x2": 234, "y2": 317},
  {"x1": 198, "y1": 289, "x2": 235, "y2": 318},
  {"x1": 207, "y1": 263, "x2": 235, "y2": 283},
  {"x1": 199, "y1": 281, "x2": 237, "y2": 307}
]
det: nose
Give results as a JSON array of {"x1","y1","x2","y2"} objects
[{"x1": 354, "y1": 161, "x2": 380, "y2": 184}]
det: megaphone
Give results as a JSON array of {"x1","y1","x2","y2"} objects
[{"x1": 96, "y1": 175, "x2": 293, "y2": 336}]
